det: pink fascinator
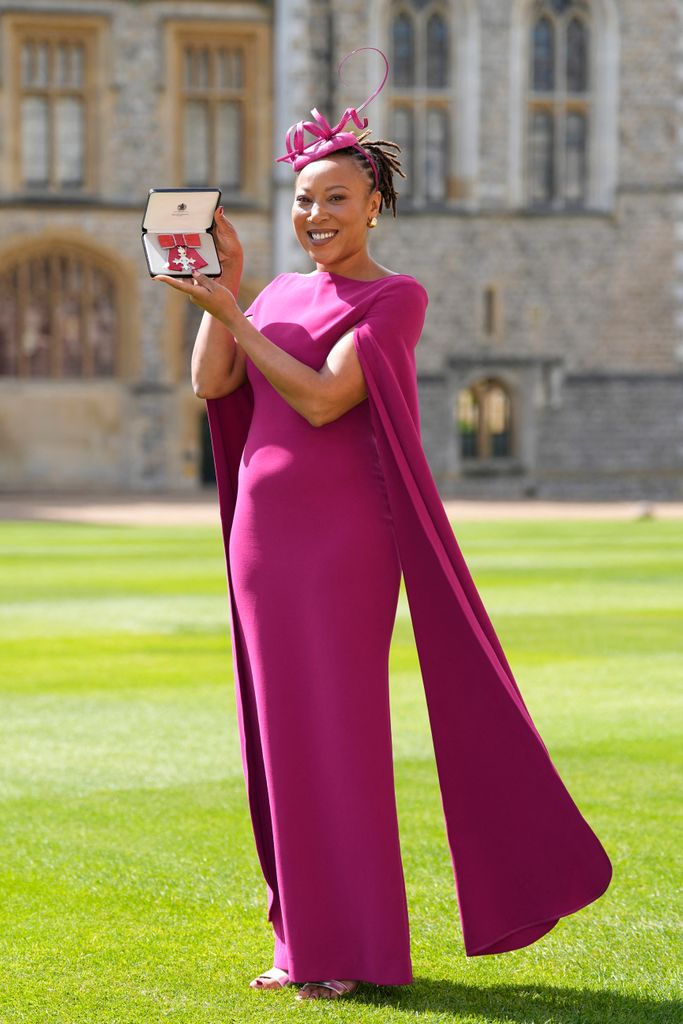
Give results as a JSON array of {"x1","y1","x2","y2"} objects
[{"x1": 275, "y1": 47, "x2": 389, "y2": 188}]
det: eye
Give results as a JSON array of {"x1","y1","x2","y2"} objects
[
  {"x1": 330, "y1": 194, "x2": 346, "y2": 202},
  {"x1": 296, "y1": 195, "x2": 312, "y2": 203}
]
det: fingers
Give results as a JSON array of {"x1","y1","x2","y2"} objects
[
  {"x1": 152, "y1": 274, "x2": 191, "y2": 291},
  {"x1": 190, "y1": 271, "x2": 214, "y2": 288},
  {"x1": 152, "y1": 273, "x2": 205, "y2": 294},
  {"x1": 214, "y1": 207, "x2": 238, "y2": 235}
]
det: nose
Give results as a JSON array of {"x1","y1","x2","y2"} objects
[{"x1": 308, "y1": 202, "x2": 328, "y2": 222}]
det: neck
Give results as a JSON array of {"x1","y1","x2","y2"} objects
[{"x1": 315, "y1": 248, "x2": 379, "y2": 280}]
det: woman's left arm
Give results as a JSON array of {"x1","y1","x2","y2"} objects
[
  {"x1": 231, "y1": 310, "x2": 366, "y2": 427},
  {"x1": 153, "y1": 270, "x2": 366, "y2": 426}
]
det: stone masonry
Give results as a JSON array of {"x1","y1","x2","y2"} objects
[{"x1": 0, "y1": 0, "x2": 682, "y2": 498}]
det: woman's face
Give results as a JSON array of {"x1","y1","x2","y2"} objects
[{"x1": 292, "y1": 155, "x2": 381, "y2": 268}]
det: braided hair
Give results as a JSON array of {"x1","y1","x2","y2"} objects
[{"x1": 333, "y1": 128, "x2": 405, "y2": 218}]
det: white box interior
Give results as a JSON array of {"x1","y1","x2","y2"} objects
[{"x1": 142, "y1": 189, "x2": 220, "y2": 232}]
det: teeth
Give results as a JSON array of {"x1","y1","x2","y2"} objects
[{"x1": 310, "y1": 231, "x2": 336, "y2": 240}]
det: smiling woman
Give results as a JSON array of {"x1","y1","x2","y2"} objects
[
  {"x1": 152, "y1": 46, "x2": 612, "y2": 1006},
  {"x1": 292, "y1": 154, "x2": 387, "y2": 268}
]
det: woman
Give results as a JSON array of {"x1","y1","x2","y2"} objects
[{"x1": 153, "y1": 50, "x2": 612, "y2": 1003}]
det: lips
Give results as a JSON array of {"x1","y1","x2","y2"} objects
[{"x1": 307, "y1": 229, "x2": 338, "y2": 246}]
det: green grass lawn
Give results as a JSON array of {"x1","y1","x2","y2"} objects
[{"x1": 0, "y1": 516, "x2": 681, "y2": 1024}]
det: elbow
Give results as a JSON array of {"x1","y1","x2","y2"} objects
[
  {"x1": 306, "y1": 400, "x2": 331, "y2": 428},
  {"x1": 193, "y1": 380, "x2": 220, "y2": 400}
]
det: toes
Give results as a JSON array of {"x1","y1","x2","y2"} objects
[
  {"x1": 297, "y1": 985, "x2": 321, "y2": 1000},
  {"x1": 299, "y1": 985, "x2": 335, "y2": 999}
]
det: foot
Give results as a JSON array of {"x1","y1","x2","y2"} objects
[
  {"x1": 296, "y1": 979, "x2": 359, "y2": 1000},
  {"x1": 249, "y1": 966, "x2": 290, "y2": 989}
]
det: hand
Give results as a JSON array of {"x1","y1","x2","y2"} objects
[
  {"x1": 212, "y1": 206, "x2": 244, "y2": 281},
  {"x1": 152, "y1": 270, "x2": 241, "y2": 327}
]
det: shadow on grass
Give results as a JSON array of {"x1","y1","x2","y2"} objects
[{"x1": 357, "y1": 980, "x2": 681, "y2": 1022}]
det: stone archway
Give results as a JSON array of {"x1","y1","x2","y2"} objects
[{"x1": 0, "y1": 230, "x2": 138, "y2": 381}]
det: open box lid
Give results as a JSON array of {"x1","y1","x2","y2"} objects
[{"x1": 142, "y1": 188, "x2": 221, "y2": 233}]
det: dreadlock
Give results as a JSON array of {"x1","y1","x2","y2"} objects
[{"x1": 334, "y1": 127, "x2": 405, "y2": 218}]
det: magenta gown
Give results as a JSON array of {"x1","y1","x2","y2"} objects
[
  {"x1": 229, "y1": 270, "x2": 415, "y2": 984},
  {"x1": 205, "y1": 269, "x2": 613, "y2": 986}
]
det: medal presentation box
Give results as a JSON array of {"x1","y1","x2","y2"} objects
[{"x1": 142, "y1": 187, "x2": 222, "y2": 277}]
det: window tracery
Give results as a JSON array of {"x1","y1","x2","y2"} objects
[
  {"x1": 0, "y1": 249, "x2": 119, "y2": 379},
  {"x1": 389, "y1": 0, "x2": 452, "y2": 203},
  {"x1": 527, "y1": 0, "x2": 591, "y2": 207}
]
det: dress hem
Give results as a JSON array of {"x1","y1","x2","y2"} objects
[
  {"x1": 466, "y1": 861, "x2": 614, "y2": 956},
  {"x1": 274, "y1": 967, "x2": 414, "y2": 987}
]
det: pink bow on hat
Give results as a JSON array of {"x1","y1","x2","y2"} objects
[{"x1": 275, "y1": 47, "x2": 389, "y2": 187}]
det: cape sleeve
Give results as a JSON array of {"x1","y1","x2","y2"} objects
[
  {"x1": 351, "y1": 277, "x2": 612, "y2": 956},
  {"x1": 203, "y1": 273, "x2": 287, "y2": 534},
  {"x1": 203, "y1": 291, "x2": 279, "y2": 922}
]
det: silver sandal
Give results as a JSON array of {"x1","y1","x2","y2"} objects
[
  {"x1": 250, "y1": 966, "x2": 290, "y2": 988},
  {"x1": 296, "y1": 979, "x2": 359, "y2": 999}
]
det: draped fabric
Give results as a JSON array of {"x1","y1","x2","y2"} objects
[{"x1": 205, "y1": 271, "x2": 612, "y2": 966}]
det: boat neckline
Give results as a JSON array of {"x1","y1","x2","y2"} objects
[{"x1": 293, "y1": 270, "x2": 415, "y2": 284}]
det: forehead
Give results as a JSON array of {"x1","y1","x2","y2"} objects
[{"x1": 294, "y1": 154, "x2": 364, "y2": 191}]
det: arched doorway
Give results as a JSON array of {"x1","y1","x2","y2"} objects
[
  {"x1": 0, "y1": 246, "x2": 121, "y2": 378},
  {"x1": 456, "y1": 376, "x2": 514, "y2": 459}
]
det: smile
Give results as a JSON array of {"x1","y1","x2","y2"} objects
[{"x1": 307, "y1": 230, "x2": 338, "y2": 245}]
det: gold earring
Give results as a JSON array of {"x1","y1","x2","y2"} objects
[{"x1": 368, "y1": 216, "x2": 378, "y2": 229}]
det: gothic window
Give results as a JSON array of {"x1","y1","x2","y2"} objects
[
  {"x1": 527, "y1": 0, "x2": 591, "y2": 208},
  {"x1": 456, "y1": 378, "x2": 513, "y2": 460},
  {"x1": 392, "y1": 12, "x2": 415, "y2": 86},
  {"x1": 389, "y1": 1, "x2": 451, "y2": 204},
  {"x1": 392, "y1": 105, "x2": 415, "y2": 188},
  {"x1": 426, "y1": 13, "x2": 449, "y2": 88},
  {"x1": 532, "y1": 16, "x2": 555, "y2": 91},
  {"x1": 172, "y1": 27, "x2": 270, "y2": 201},
  {"x1": 13, "y1": 24, "x2": 99, "y2": 192},
  {"x1": 180, "y1": 43, "x2": 244, "y2": 190},
  {"x1": 425, "y1": 108, "x2": 448, "y2": 201},
  {"x1": 0, "y1": 249, "x2": 119, "y2": 378}
]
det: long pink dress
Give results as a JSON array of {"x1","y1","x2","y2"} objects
[
  {"x1": 205, "y1": 269, "x2": 612, "y2": 986},
  {"x1": 229, "y1": 270, "x2": 418, "y2": 984}
]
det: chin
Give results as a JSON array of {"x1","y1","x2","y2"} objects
[{"x1": 307, "y1": 250, "x2": 336, "y2": 266}]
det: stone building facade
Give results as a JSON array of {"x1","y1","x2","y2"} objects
[{"x1": 1, "y1": 0, "x2": 682, "y2": 498}]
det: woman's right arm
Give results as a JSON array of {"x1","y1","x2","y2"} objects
[
  {"x1": 191, "y1": 208, "x2": 248, "y2": 399},
  {"x1": 191, "y1": 308, "x2": 247, "y2": 399}
]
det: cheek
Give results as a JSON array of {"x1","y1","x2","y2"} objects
[{"x1": 292, "y1": 208, "x2": 307, "y2": 231}]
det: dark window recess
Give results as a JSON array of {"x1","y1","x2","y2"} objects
[
  {"x1": 200, "y1": 412, "x2": 216, "y2": 485},
  {"x1": 456, "y1": 377, "x2": 513, "y2": 460}
]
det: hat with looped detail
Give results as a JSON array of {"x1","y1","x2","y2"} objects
[{"x1": 275, "y1": 47, "x2": 389, "y2": 189}]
